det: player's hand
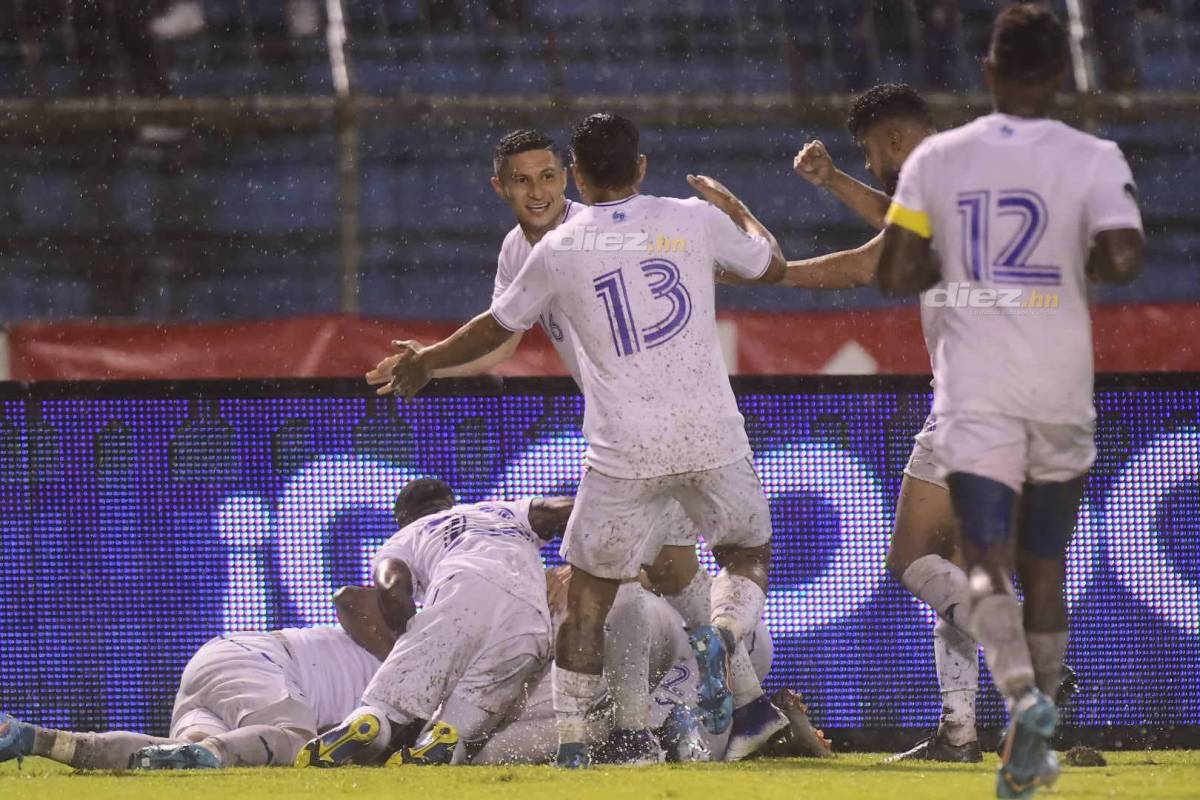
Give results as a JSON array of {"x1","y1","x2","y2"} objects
[
  {"x1": 366, "y1": 340, "x2": 430, "y2": 398},
  {"x1": 687, "y1": 174, "x2": 747, "y2": 218},
  {"x1": 793, "y1": 140, "x2": 835, "y2": 187}
]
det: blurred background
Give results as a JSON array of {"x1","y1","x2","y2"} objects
[{"x1": 0, "y1": 0, "x2": 1196, "y2": 378}]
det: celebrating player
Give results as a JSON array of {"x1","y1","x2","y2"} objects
[
  {"x1": 296, "y1": 478, "x2": 573, "y2": 767},
  {"x1": 0, "y1": 617, "x2": 384, "y2": 770},
  {"x1": 876, "y1": 6, "x2": 1143, "y2": 797},
  {"x1": 369, "y1": 128, "x2": 793, "y2": 762},
  {"x1": 375, "y1": 112, "x2": 788, "y2": 767}
]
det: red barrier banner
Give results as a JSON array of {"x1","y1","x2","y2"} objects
[{"x1": 7, "y1": 302, "x2": 1200, "y2": 381}]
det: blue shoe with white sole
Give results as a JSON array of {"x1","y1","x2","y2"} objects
[
  {"x1": 555, "y1": 741, "x2": 590, "y2": 769},
  {"x1": 689, "y1": 625, "x2": 733, "y2": 735},
  {"x1": 0, "y1": 713, "x2": 35, "y2": 765},
  {"x1": 997, "y1": 689, "x2": 1059, "y2": 799},
  {"x1": 130, "y1": 743, "x2": 220, "y2": 770},
  {"x1": 724, "y1": 694, "x2": 790, "y2": 761}
]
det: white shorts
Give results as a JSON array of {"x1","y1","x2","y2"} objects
[
  {"x1": 933, "y1": 412, "x2": 1096, "y2": 492},
  {"x1": 638, "y1": 499, "x2": 698, "y2": 567},
  {"x1": 903, "y1": 414, "x2": 948, "y2": 489},
  {"x1": 170, "y1": 633, "x2": 320, "y2": 740},
  {"x1": 563, "y1": 458, "x2": 771, "y2": 580},
  {"x1": 363, "y1": 574, "x2": 550, "y2": 721}
]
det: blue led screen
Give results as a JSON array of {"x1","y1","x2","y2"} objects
[{"x1": 0, "y1": 377, "x2": 1197, "y2": 736}]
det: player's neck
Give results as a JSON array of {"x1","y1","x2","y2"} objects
[
  {"x1": 586, "y1": 186, "x2": 637, "y2": 205},
  {"x1": 992, "y1": 86, "x2": 1055, "y2": 119}
]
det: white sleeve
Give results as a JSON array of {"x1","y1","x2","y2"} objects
[
  {"x1": 508, "y1": 498, "x2": 536, "y2": 532},
  {"x1": 489, "y1": 240, "x2": 555, "y2": 332},
  {"x1": 492, "y1": 252, "x2": 512, "y2": 304},
  {"x1": 1084, "y1": 142, "x2": 1143, "y2": 238},
  {"x1": 699, "y1": 202, "x2": 772, "y2": 279}
]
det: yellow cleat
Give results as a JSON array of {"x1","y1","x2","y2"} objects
[
  {"x1": 385, "y1": 721, "x2": 459, "y2": 766},
  {"x1": 295, "y1": 712, "x2": 383, "y2": 768}
]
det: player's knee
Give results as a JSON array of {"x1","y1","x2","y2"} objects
[
  {"x1": 713, "y1": 543, "x2": 771, "y2": 584},
  {"x1": 1017, "y1": 478, "x2": 1083, "y2": 559},
  {"x1": 644, "y1": 546, "x2": 697, "y2": 595},
  {"x1": 946, "y1": 473, "x2": 1016, "y2": 550}
]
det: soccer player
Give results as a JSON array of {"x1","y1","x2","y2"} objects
[
  {"x1": 376, "y1": 111, "x2": 788, "y2": 767},
  {"x1": 876, "y1": 6, "x2": 1142, "y2": 797},
  {"x1": 296, "y1": 478, "x2": 574, "y2": 767},
  {"x1": 370, "y1": 128, "x2": 790, "y2": 761},
  {"x1": 0, "y1": 618, "x2": 384, "y2": 770},
  {"x1": 788, "y1": 85, "x2": 986, "y2": 762}
]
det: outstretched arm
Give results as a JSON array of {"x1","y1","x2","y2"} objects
[
  {"x1": 794, "y1": 140, "x2": 892, "y2": 230},
  {"x1": 366, "y1": 311, "x2": 515, "y2": 398},
  {"x1": 333, "y1": 585, "x2": 401, "y2": 661},
  {"x1": 372, "y1": 557, "x2": 418, "y2": 632},
  {"x1": 528, "y1": 496, "x2": 574, "y2": 541},
  {"x1": 877, "y1": 225, "x2": 941, "y2": 297},
  {"x1": 688, "y1": 174, "x2": 787, "y2": 284}
]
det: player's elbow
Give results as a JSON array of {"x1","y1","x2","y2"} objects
[{"x1": 1090, "y1": 229, "x2": 1144, "y2": 286}]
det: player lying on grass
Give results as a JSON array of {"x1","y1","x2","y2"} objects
[
  {"x1": 0, "y1": 611, "x2": 386, "y2": 769},
  {"x1": 297, "y1": 478, "x2": 574, "y2": 767},
  {"x1": 368, "y1": 127, "x2": 793, "y2": 763}
]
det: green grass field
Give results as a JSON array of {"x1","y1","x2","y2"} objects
[{"x1": 3, "y1": 752, "x2": 1199, "y2": 800}]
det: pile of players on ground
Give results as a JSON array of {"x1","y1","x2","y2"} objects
[{"x1": 0, "y1": 481, "x2": 832, "y2": 770}]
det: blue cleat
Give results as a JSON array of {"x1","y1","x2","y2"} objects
[
  {"x1": 554, "y1": 741, "x2": 590, "y2": 769},
  {"x1": 997, "y1": 689, "x2": 1059, "y2": 799},
  {"x1": 0, "y1": 713, "x2": 35, "y2": 765},
  {"x1": 688, "y1": 625, "x2": 734, "y2": 735},
  {"x1": 130, "y1": 743, "x2": 220, "y2": 770},
  {"x1": 656, "y1": 704, "x2": 710, "y2": 763},
  {"x1": 724, "y1": 694, "x2": 790, "y2": 761},
  {"x1": 295, "y1": 712, "x2": 383, "y2": 768}
]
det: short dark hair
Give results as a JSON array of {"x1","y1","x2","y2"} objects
[
  {"x1": 569, "y1": 113, "x2": 640, "y2": 189},
  {"x1": 989, "y1": 2, "x2": 1068, "y2": 83},
  {"x1": 493, "y1": 129, "x2": 562, "y2": 176},
  {"x1": 394, "y1": 477, "x2": 455, "y2": 528},
  {"x1": 846, "y1": 84, "x2": 933, "y2": 139}
]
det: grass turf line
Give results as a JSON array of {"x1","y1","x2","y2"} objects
[{"x1": 3, "y1": 751, "x2": 1199, "y2": 800}]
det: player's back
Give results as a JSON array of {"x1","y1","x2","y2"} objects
[
  {"x1": 897, "y1": 113, "x2": 1140, "y2": 424},
  {"x1": 278, "y1": 626, "x2": 382, "y2": 730},
  {"x1": 372, "y1": 500, "x2": 548, "y2": 615},
  {"x1": 510, "y1": 193, "x2": 770, "y2": 479}
]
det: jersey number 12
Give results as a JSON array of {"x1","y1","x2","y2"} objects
[{"x1": 956, "y1": 189, "x2": 1060, "y2": 285}]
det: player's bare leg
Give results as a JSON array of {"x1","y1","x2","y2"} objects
[
  {"x1": 553, "y1": 565, "x2": 621, "y2": 767},
  {"x1": 602, "y1": 580, "x2": 655, "y2": 760},
  {"x1": 888, "y1": 473, "x2": 983, "y2": 762}
]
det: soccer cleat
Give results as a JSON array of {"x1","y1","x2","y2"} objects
[
  {"x1": 0, "y1": 713, "x2": 34, "y2": 765},
  {"x1": 996, "y1": 689, "x2": 1058, "y2": 799},
  {"x1": 591, "y1": 728, "x2": 665, "y2": 766},
  {"x1": 130, "y1": 743, "x2": 220, "y2": 770},
  {"x1": 723, "y1": 694, "x2": 790, "y2": 762},
  {"x1": 294, "y1": 712, "x2": 383, "y2": 768},
  {"x1": 886, "y1": 729, "x2": 983, "y2": 764},
  {"x1": 767, "y1": 688, "x2": 833, "y2": 759},
  {"x1": 385, "y1": 721, "x2": 458, "y2": 766},
  {"x1": 554, "y1": 741, "x2": 590, "y2": 769},
  {"x1": 689, "y1": 625, "x2": 734, "y2": 735},
  {"x1": 656, "y1": 704, "x2": 711, "y2": 763}
]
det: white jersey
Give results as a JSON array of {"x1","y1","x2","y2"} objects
[
  {"x1": 372, "y1": 499, "x2": 550, "y2": 621},
  {"x1": 277, "y1": 626, "x2": 382, "y2": 730},
  {"x1": 490, "y1": 194, "x2": 772, "y2": 479},
  {"x1": 494, "y1": 199, "x2": 586, "y2": 382},
  {"x1": 890, "y1": 113, "x2": 1142, "y2": 425}
]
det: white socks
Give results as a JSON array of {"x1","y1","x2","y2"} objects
[
  {"x1": 711, "y1": 570, "x2": 766, "y2": 643},
  {"x1": 604, "y1": 581, "x2": 651, "y2": 730},
  {"x1": 901, "y1": 554, "x2": 976, "y2": 639},
  {"x1": 553, "y1": 665, "x2": 603, "y2": 745},
  {"x1": 968, "y1": 569, "x2": 1035, "y2": 700},
  {"x1": 933, "y1": 618, "x2": 979, "y2": 745},
  {"x1": 1027, "y1": 630, "x2": 1069, "y2": 699}
]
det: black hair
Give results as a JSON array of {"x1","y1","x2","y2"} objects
[
  {"x1": 569, "y1": 112, "x2": 640, "y2": 189},
  {"x1": 394, "y1": 477, "x2": 455, "y2": 528},
  {"x1": 492, "y1": 129, "x2": 562, "y2": 176},
  {"x1": 989, "y1": 2, "x2": 1069, "y2": 83},
  {"x1": 846, "y1": 83, "x2": 933, "y2": 139}
]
